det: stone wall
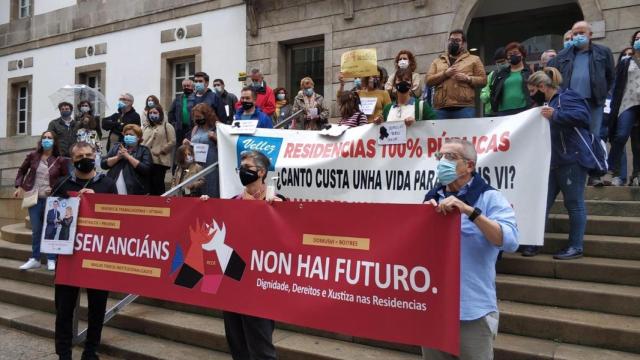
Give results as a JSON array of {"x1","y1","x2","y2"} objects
[{"x1": 600, "y1": 0, "x2": 640, "y2": 54}]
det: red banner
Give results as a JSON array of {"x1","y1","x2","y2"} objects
[{"x1": 56, "y1": 194, "x2": 461, "y2": 355}]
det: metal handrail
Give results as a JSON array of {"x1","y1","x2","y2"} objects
[
  {"x1": 73, "y1": 161, "x2": 219, "y2": 344},
  {"x1": 274, "y1": 109, "x2": 303, "y2": 129}
]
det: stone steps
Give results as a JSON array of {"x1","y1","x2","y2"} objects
[
  {"x1": 546, "y1": 214, "x2": 640, "y2": 237},
  {"x1": 551, "y1": 199, "x2": 640, "y2": 217},
  {"x1": 0, "y1": 223, "x2": 31, "y2": 244},
  {"x1": 582, "y1": 186, "x2": 640, "y2": 201},
  {"x1": 542, "y1": 233, "x2": 640, "y2": 260},
  {"x1": 497, "y1": 253, "x2": 640, "y2": 287}
]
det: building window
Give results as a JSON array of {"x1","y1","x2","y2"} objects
[
  {"x1": 18, "y1": 0, "x2": 30, "y2": 18},
  {"x1": 173, "y1": 59, "x2": 196, "y2": 98},
  {"x1": 6, "y1": 75, "x2": 32, "y2": 137},
  {"x1": 16, "y1": 85, "x2": 28, "y2": 135},
  {"x1": 79, "y1": 71, "x2": 103, "y2": 113},
  {"x1": 287, "y1": 41, "x2": 324, "y2": 98},
  {"x1": 75, "y1": 63, "x2": 107, "y2": 116}
]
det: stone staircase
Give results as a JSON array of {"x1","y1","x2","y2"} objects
[{"x1": 0, "y1": 187, "x2": 639, "y2": 359}]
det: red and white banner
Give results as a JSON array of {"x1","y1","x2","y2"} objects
[
  {"x1": 56, "y1": 194, "x2": 461, "y2": 355},
  {"x1": 218, "y1": 108, "x2": 550, "y2": 245}
]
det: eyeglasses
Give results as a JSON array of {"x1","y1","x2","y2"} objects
[{"x1": 434, "y1": 152, "x2": 465, "y2": 161}]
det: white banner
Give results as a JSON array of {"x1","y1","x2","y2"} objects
[{"x1": 217, "y1": 108, "x2": 551, "y2": 245}]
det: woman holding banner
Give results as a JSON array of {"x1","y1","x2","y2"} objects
[
  {"x1": 524, "y1": 68, "x2": 596, "y2": 260},
  {"x1": 382, "y1": 69, "x2": 436, "y2": 125},
  {"x1": 13, "y1": 131, "x2": 68, "y2": 271},
  {"x1": 338, "y1": 66, "x2": 391, "y2": 124}
]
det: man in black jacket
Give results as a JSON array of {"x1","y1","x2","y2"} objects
[
  {"x1": 168, "y1": 79, "x2": 195, "y2": 152},
  {"x1": 192, "y1": 72, "x2": 226, "y2": 122},
  {"x1": 47, "y1": 102, "x2": 77, "y2": 157},
  {"x1": 52, "y1": 141, "x2": 117, "y2": 360},
  {"x1": 213, "y1": 78, "x2": 238, "y2": 124},
  {"x1": 102, "y1": 93, "x2": 141, "y2": 151}
]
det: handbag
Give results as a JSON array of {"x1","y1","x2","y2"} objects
[{"x1": 20, "y1": 157, "x2": 60, "y2": 209}]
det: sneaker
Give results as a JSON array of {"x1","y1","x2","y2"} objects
[
  {"x1": 521, "y1": 245, "x2": 540, "y2": 257},
  {"x1": 611, "y1": 176, "x2": 624, "y2": 186},
  {"x1": 47, "y1": 260, "x2": 56, "y2": 271},
  {"x1": 553, "y1": 247, "x2": 583, "y2": 260},
  {"x1": 590, "y1": 177, "x2": 604, "y2": 187},
  {"x1": 631, "y1": 176, "x2": 640, "y2": 186},
  {"x1": 19, "y1": 258, "x2": 41, "y2": 270}
]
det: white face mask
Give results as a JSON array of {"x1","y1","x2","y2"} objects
[
  {"x1": 185, "y1": 155, "x2": 194, "y2": 164},
  {"x1": 398, "y1": 59, "x2": 410, "y2": 69},
  {"x1": 621, "y1": 55, "x2": 631, "y2": 61}
]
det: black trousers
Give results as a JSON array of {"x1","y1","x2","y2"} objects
[
  {"x1": 149, "y1": 164, "x2": 169, "y2": 195},
  {"x1": 55, "y1": 284, "x2": 109, "y2": 358},
  {"x1": 223, "y1": 311, "x2": 277, "y2": 360}
]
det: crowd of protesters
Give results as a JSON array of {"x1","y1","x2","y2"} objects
[{"x1": 10, "y1": 19, "x2": 640, "y2": 360}]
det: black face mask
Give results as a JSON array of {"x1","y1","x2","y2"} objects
[
  {"x1": 395, "y1": 81, "x2": 412, "y2": 94},
  {"x1": 530, "y1": 90, "x2": 546, "y2": 106},
  {"x1": 242, "y1": 101, "x2": 254, "y2": 111},
  {"x1": 448, "y1": 42, "x2": 460, "y2": 56},
  {"x1": 183, "y1": 88, "x2": 193, "y2": 95},
  {"x1": 509, "y1": 55, "x2": 522, "y2": 65},
  {"x1": 195, "y1": 118, "x2": 206, "y2": 126},
  {"x1": 239, "y1": 167, "x2": 260, "y2": 186},
  {"x1": 74, "y1": 158, "x2": 95, "y2": 173}
]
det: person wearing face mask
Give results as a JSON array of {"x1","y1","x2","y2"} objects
[
  {"x1": 212, "y1": 78, "x2": 238, "y2": 124},
  {"x1": 480, "y1": 47, "x2": 507, "y2": 116},
  {"x1": 47, "y1": 102, "x2": 77, "y2": 158},
  {"x1": 562, "y1": 30, "x2": 574, "y2": 50},
  {"x1": 607, "y1": 30, "x2": 640, "y2": 187},
  {"x1": 237, "y1": 68, "x2": 276, "y2": 117},
  {"x1": 13, "y1": 131, "x2": 68, "y2": 271},
  {"x1": 102, "y1": 124, "x2": 152, "y2": 195},
  {"x1": 169, "y1": 79, "x2": 196, "y2": 155},
  {"x1": 171, "y1": 144, "x2": 205, "y2": 197},
  {"x1": 141, "y1": 94, "x2": 161, "y2": 123},
  {"x1": 234, "y1": 87, "x2": 275, "y2": 128},
  {"x1": 102, "y1": 92, "x2": 141, "y2": 151},
  {"x1": 142, "y1": 104, "x2": 176, "y2": 195},
  {"x1": 338, "y1": 66, "x2": 392, "y2": 124},
  {"x1": 385, "y1": 50, "x2": 423, "y2": 98},
  {"x1": 183, "y1": 103, "x2": 222, "y2": 198},
  {"x1": 74, "y1": 112, "x2": 103, "y2": 168},
  {"x1": 522, "y1": 68, "x2": 596, "y2": 259},
  {"x1": 291, "y1": 77, "x2": 330, "y2": 130},
  {"x1": 422, "y1": 138, "x2": 518, "y2": 360},
  {"x1": 273, "y1": 87, "x2": 292, "y2": 127},
  {"x1": 427, "y1": 29, "x2": 487, "y2": 119},
  {"x1": 382, "y1": 69, "x2": 436, "y2": 125},
  {"x1": 50, "y1": 141, "x2": 117, "y2": 360},
  {"x1": 489, "y1": 42, "x2": 533, "y2": 116},
  {"x1": 200, "y1": 150, "x2": 282, "y2": 360},
  {"x1": 76, "y1": 100, "x2": 102, "y2": 140}
]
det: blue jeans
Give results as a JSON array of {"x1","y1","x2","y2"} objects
[
  {"x1": 546, "y1": 163, "x2": 587, "y2": 250},
  {"x1": 607, "y1": 106, "x2": 639, "y2": 178},
  {"x1": 28, "y1": 197, "x2": 56, "y2": 260},
  {"x1": 588, "y1": 103, "x2": 604, "y2": 138},
  {"x1": 435, "y1": 107, "x2": 476, "y2": 119}
]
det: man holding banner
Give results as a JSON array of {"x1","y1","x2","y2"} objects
[
  {"x1": 422, "y1": 138, "x2": 519, "y2": 360},
  {"x1": 52, "y1": 141, "x2": 117, "y2": 360}
]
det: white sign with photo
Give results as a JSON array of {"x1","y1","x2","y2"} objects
[{"x1": 41, "y1": 197, "x2": 80, "y2": 255}]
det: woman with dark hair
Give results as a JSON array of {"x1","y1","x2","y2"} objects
[
  {"x1": 142, "y1": 95, "x2": 162, "y2": 123},
  {"x1": 13, "y1": 131, "x2": 68, "y2": 271},
  {"x1": 338, "y1": 66, "x2": 392, "y2": 124},
  {"x1": 490, "y1": 42, "x2": 533, "y2": 116},
  {"x1": 383, "y1": 68, "x2": 436, "y2": 125},
  {"x1": 183, "y1": 103, "x2": 220, "y2": 197},
  {"x1": 171, "y1": 144, "x2": 205, "y2": 197},
  {"x1": 608, "y1": 30, "x2": 640, "y2": 186},
  {"x1": 142, "y1": 104, "x2": 176, "y2": 195},
  {"x1": 338, "y1": 91, "x2": 368, "y2": 128},
  {"x1": 273, "y1": 87, "x2": 292, "y2": 126},
  {"x1": 385, "y1": 50, "x2": 423, "y2": 97},
  {"x1": 102, "y1": 124, "x2": 153, "y2": 195},
  {"x1": 76, "y1": 100, "x2": 102, "y2": 140}
]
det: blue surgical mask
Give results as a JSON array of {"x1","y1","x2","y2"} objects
[
  {"x1": 213, "y1": 85, "x2": 223, "y2": 94},
  {"x1": 147, "y1": 100, "x2": 155, "y2": 108},
  {"x1": 41, "y1": 138, "x2": 54, "y2": 150},
  {"x1": 354, "y1": 78, "x2": 362, "y2": 87},
  {"x1": 563, "y1": 40, "x2": 574, "y2": 49},
  {"x1": 573, "y1": 34, "x2": 589, "y2": 48},
  {"x1": 149, "y1": 114, "x2": 160, "y2": 122},
  {"x1": 277, "y1": 94, "x2": 286, "y2": 100},
  {"x1": 194, "y1": 83, "x2": 205, "y2": 93},
  {"x1": 634, "y1": 39, "x2": 640, "y2": 51},
  {"x1": 304, "y1": 88, "x2": 314, "y2": 97},
  {"x1": 61, "y1": 110, "x2": 72, "y2": 118},
  {"x1": 123, "y1": 135, "x2": 138, "y2": 146},
  {"x1": 436, "y1": 158, "x2": 459, "y2": 186},
  {"x1": 117, "y1": 101, "x2": 126, "y2": 110},
  {"x1": 252, "y1": 81, "x2": 262, "y2": 88}
]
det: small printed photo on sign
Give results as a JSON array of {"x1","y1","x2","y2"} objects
[
  {"x1": 193, "y1": 143, "x2": 209, "y2": 163},
  {"x1": 377, "y1": 122, "x2": 407, "y2": 145},
  {"x1": 41, "y1": 196, "x2": 80, "y2": 255},
  {"x1": 359, "y1": 97, "x2": 377, "y2": 115},
  {"x1": 230, "y1": 120, "x2": 259, "y2": 135}
]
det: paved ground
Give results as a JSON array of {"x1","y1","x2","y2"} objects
[{"x1": 0, "y1": 324, "x2": 120, "y2": 360}]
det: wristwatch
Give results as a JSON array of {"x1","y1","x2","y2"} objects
[{"x1": 468, "y1": 207, "x2": 482, "y2": 222}]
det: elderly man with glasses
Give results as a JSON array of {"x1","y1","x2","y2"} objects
[
  {"x1": 102, "y1": 92, "x2": 141, "y2": 150},
  {"x1": 421, "y1": 138, "x2": 519, "y2": 360}
]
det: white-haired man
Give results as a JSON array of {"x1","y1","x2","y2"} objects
[{"x1": 102, "y1": 92, "x2": 141, "y2": 150}]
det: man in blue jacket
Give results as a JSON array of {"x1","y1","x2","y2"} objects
[
  {"x1": 234, "y1": 87, "x2": 274, "y2": 128},
  {"x1": 192, "y1": 72, "x2": 227, "y2": 123}
]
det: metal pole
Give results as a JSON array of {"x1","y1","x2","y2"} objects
[
  {"x1": 274, "y1": 109, "x2": 303, "y2": 129},
  {"x1": 73, "y1": 162, "x2": 219, "y2": 343}
]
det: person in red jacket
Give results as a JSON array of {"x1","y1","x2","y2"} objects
[{"x1": 238, "y1": 68, "x2": 276, "y2": 117}]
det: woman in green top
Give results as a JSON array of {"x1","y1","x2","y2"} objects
[
  {"x1": 382, "y1": 68, "x2": 436, "y2": 125},
  {"x1": 489, "y1": 42, "x2": 533, "y2": 116}
]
